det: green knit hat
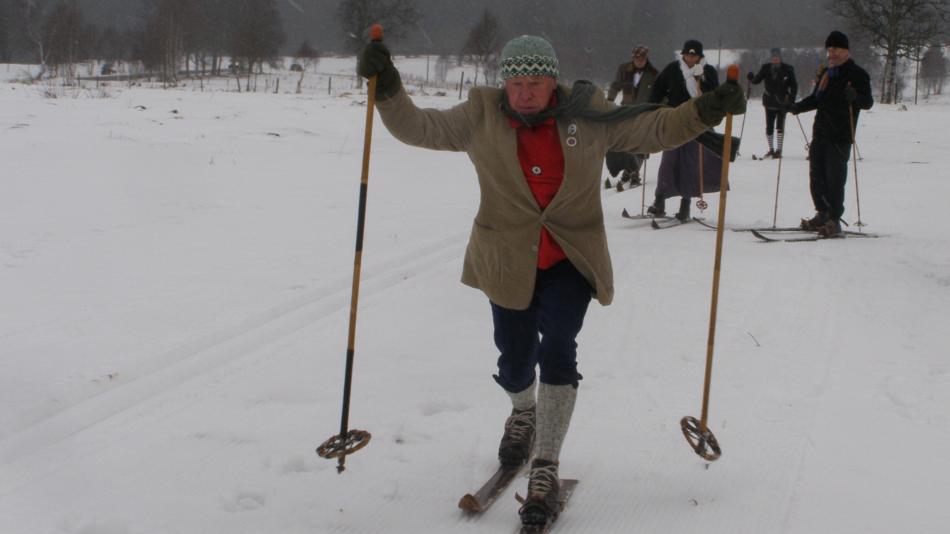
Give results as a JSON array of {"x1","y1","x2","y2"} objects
[{"x1": 499, "y1": 35, "x2": 559, "y2": 80}]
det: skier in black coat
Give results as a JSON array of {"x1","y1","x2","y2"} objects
[
  {"x1": 788, "y1": 31, "x2": 873, "y2": 236},
  {"x1": 748, "y1": 48, "x2": 797, "y2": 158},
  {"x1": 647, "y1": 39, "x2": 722, "y2": 221}
]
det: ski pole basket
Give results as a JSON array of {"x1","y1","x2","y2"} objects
[
  {"x1": 317, "y1": 429, "x2": 372, "y2": 460},
  {"x1": 680, "y1": 416, "x2": 721, "y2": 461}
]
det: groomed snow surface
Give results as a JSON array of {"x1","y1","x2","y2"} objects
[{"x1": 2, "y1": 58, "x2": 950, "y2": 534}]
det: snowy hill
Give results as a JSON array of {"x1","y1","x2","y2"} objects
[{"x1": 1, "y1": 64, "x2": 949, "y2": 534}]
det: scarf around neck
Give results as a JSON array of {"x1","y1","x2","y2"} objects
[
  {"x1": 500, "y1": 80, "x2": 663, "y2": 127},
  {"x1": 679, "y1": 58, "x2": 705, "y2": 98}
]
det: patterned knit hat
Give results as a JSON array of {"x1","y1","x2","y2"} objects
[
  {"x1": 632, "y1": 45, "x2": 649, "y2": 58},
  {"x1": 500, "y1": 35, "x2": 559, "y2": 80}
]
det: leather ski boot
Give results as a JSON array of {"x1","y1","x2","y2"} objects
[
  {"x1": 801, "y1": 211, "x2": 828, "y2": 230},
  {"x1": 518, "y1": 459, "x2": 561, "y2": 528},
  {"x1": 498, "y1": 406, "x2": 535, "y2": 467}
]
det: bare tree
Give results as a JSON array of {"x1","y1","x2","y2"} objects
[
  {"x1": 830, "y1": 0, "x2": 950, "y2": 103},
  {"x1": 231, "y1": 0, "x2": 285, "y2": 77},
  {"x1": 921, "y1": 46, "x2": 949, "y2": 95},
  {"x1": 0, "y1": 0, "x2": 11, "y2": 61},
  {"x1": 337, "y1": 0, "x2": 420, "y2": 54},
  {"x1": 43, "y1": 0, "x2": 84, "y2": 80},
  {"x1": 14, "y1": 0, "x2": 57, "y2": 79},
  {"x1": 293, "y1": 39, "x2": 319, "y2": 93},
  {"x1": 460, "y1": 8, "x2": 501, "y2": 85}
]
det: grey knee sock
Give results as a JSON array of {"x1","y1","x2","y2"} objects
[
  {"x1": 535, "y1": 383, "x2": 577, "y2": 462},
  {"x1": 507, "y1": 379, "x2": 537, "y2": 411}
]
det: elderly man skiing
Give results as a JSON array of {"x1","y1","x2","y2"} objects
[{"x1": 357, "y1": 34, "x2": 745, "y2": 530}]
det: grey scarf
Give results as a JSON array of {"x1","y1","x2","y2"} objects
[{"x1": 501, "y1": 80, "x2": 664, "y2": 127}]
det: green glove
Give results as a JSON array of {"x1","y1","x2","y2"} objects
[
  {"x1": 695, "y1": 81, "x2": 747, "y2": 126},
  {"x1": 356, "y1": 41, "x2": 402, "y2": 100}
]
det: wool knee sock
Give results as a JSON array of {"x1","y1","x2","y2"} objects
[{"x1": 534, "y1": 383, "x2": 577, "y2": 462}]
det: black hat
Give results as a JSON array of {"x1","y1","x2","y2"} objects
[
  {"x1": 770, "y1": 47, "x2": 782, "y2": 58},
  {"x1": 681, "y1": 39, "x2": 704, "y2": 57},
  {"x1": 825, "y1": 30, "x2": 849, "y2": 50}
]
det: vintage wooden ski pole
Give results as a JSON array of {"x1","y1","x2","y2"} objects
[
  {"x1": 736, "y1": 77, "x2": 751, "y2": 156},
  {"x1": 680, "y1": 64, "x2": 741, "y2": 462},
  {"x1": 639, "y1": 157, "x2": 648, "y2": 216},
  {"x1": 848, "y1": 84, "x2": 865, "y2": 229},
  {"x1": 771, "y1": 148, "x2": 784, "y2": 228},
  {"x1": 316, "y1": 23, "x2": 385, "y2": 473}
]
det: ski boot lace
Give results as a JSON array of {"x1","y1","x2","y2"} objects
[{"x1": 505, "y1": 409, "x2": 535, "y2": 441}]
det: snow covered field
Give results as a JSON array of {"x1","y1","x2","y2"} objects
[{"x1": 2, "y1": 58, "x2": 950, "y2": 534}]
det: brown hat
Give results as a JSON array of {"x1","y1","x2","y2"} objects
[{"x1": 632, "y1": 46, "x2": 649, "y2": 57}]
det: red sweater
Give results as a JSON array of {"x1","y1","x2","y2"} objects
[{"x1": 507, "y1": 110, "x2": 567, "y2": 269}]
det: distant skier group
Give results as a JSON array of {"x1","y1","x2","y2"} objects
[
  {"x1": 606, "y1": 31, "x2": 872, "y2": 237},
  {"x1": 354, "y1": 27, "x2": 871, "y2": 532}
]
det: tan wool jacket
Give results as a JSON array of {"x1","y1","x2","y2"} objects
[{"x1": 375, "y1": 84, "x2": 710, "y2": 310}]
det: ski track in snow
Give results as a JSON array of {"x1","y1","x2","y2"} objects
[{"x1": 1, "y1": 229, "x2": 467, "y2": 493}]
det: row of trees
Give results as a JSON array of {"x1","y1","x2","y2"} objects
[
  {"x1": 1, "y1": 0, "x2": 948, "y2": 100},
  {"x1": 0, "y1": 0, "x2": 287, "y2": 81}
]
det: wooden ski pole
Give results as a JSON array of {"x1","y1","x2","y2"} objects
[
  {"x1": 794, "y1": 113, "x2": 811, "y2": 153},
  {"x1": 771, "y1": 149, "x2": 784, "y2": 228},
  {"x1": 696, "y1": 142, "x2": 707, "y2": 212},
  {"x1": 693, "y1": 74, "x2": 706, "y2": 214},
  {"x1": 848, "y1": 85, "x2": 865, "y2": 229},
  {"x1": 736, "y1": 78, "x2": 751, "y2": 156},
  {"x1": 680, "y1": 64, "x2": 741, "y2": 462},
  {"x1": 316, "y1": 23, "x2": 385, "y2": 473},
  {"x1": 640, "y1": 157, "x2": 648, "y2": 216}
]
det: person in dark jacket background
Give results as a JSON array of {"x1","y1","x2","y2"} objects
[
  {"x1": 647, "y1": 39, "x2": 722, "y2": 221},
  {"x1": 605, "y1": 45, "x2": 659, "y2": 190},
  {"x1": 748, "y1": 48, "x2": 797, "y2": 158},
  {"x1": 788, "y1": 30, "x2": 873, "y2": 236}
]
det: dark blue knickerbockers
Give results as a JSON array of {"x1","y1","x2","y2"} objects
[{"x1": 491, "y1": 260, "x2": 592, "y2": 392}]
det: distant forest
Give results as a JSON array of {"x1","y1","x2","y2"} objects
[{"x1": 1, "y1": 0, "x2": 947, "y2": 102}]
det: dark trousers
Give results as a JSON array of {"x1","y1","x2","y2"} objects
[
  {"x1": 765, "y1": 109, "x2": 786, "y2": 135},
  {"x1": 491, "y1": 261, "x2": 592, "y2": 392},
  {"x1": 605, "y1": 151, "x2": 644, "y2": 177},
  {"x1": 808, "y1": 138, "x2": 851, "y2": 220}
]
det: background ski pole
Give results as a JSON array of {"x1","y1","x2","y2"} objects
[
  {"x1": 696, "y1": 143, "x2": 707, "y2": 211},
  {"x1": 680, "y1": 64, "x2": 741, "y2": 462},
  {"x1": 639, "y1": 157, "x2": 648, "y2": 216},
  {"x1": 736, "y1": 77, "x2": 750, "y2": 156},
  {"x1": 794, "y1": 113, "x2": 810, "y2": 154},
  {"x1": 316, "y1": 23, "x2": 384, "y2": 473},
  {"x1": 771, "y1": 148, "x2": 783, "y2": 228},
  {"x1": 848, "y1": 84, "x2": 865, "y2": 229}
]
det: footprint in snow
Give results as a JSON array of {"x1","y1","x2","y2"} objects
[{"x1": 222, "y1": 490, "x2": 267, "y2": 512}]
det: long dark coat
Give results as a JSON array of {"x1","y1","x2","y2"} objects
[{"x1": 650, "y1": 59, "x2": 723, "y2": 198}]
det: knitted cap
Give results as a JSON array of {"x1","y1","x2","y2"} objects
[
  {"x1": 632, "y1": 45, "x2": 649, "y2": 57},
  {"x1": 681, "y1": 39, "x2": 704, "y2": 57},
  {"x1": 500, "y1": 35, "x2": 559, "y2": 79},
  {"x1": 770, "y1": 47, "x2": 782, "y2": 58},
  {"x1": 825, "y1": 30, "x2": 849, "y2": 50}
]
